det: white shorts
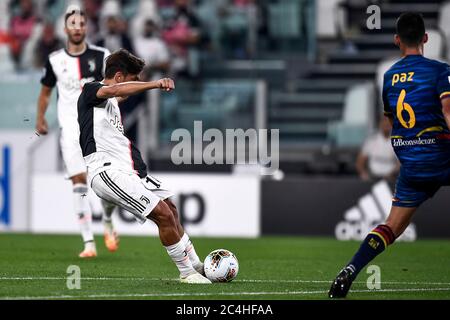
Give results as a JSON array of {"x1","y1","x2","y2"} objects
[
  {"x1": 91, "y1": 169, "x2": 174, "y2": 223},
  {"x1": 60, "y1": 126, "x2": 86, "y2": 178}
]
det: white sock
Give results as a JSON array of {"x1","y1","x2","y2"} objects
[
  {"x1": 101, "y1": 199, "x2": 115, "y2": 233},
  {"x1": 181, "y1": 233, "x2": 203, "y2": 270},
  {"x1": 165, "y1": 239, "x2": 196, "y2": 278},
  {"x1": 73, "y1": 183, "x2": 94, "y2": 246}
]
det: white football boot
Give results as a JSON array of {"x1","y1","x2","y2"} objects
[
  {"x1": 180, "y1": 272, "x2": 212, "y2": 284},
  {"x1": 79, "y1": 241, "x2": 97, "y2": 258}
]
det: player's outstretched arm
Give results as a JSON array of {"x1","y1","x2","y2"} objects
[
  {"x1": 36, "y1": 85, "x2": 53, "y2": 135},
  {"x1": 442, "y1": 98, "x2": 450, "y2": 130},
  {"x1": 96, "y1": 78, "x2": 175, "y2": 99}
]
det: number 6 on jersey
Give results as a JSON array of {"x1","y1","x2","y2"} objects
[{"x1": 397, "y1": 89, "x2": 416, "y2": 129}]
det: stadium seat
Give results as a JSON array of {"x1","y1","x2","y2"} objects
[
  {"x1": 438, "y1": 1, "x2": 450, "y2": 61},
  {"x1": 316, "y1": 0, "x2": 345, "y2": 38},
  {"x1": 327, "y1": 82, "x2": 376, "y2": 147},
  {"x1": 121, "y1": 0, "x2": 139, "y2": 21},
  {"x1": 268, "y1": 1, "x2": 301, "y2": 38},
  {"x1": 425, "y1": 29, "x2": 444, "y2": 60},
  {"x1": 45, "y1": 0, "x2": 67, "y2": 22},
  {"x1": 160, "y1": 81, "x2": 255, "y2": 136}
]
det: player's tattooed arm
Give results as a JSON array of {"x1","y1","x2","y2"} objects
[
  {"x1": 36, "y1": 85, "x2": 53, "y2": 135},
  {"x1": 442, "y1": 98, "x2": 450, "y2": 131},
  {"x1": 96, "y1": 78, "x2": 175, "y2": 99}
]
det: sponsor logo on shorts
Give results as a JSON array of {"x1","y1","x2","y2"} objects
[{"x1": 140, "y1": 195, "x2": 150, "y2": 205}]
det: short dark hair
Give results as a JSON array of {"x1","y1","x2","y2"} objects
[
  {"x1": 105, "y1": 49, "x2": 146, "y2": 79},
  {"x1": 65, "y1": 9, "x2": 86, "y2": 26},
  {"x1": 396, "y1": 12, "x2": 425, "y2": 46}
]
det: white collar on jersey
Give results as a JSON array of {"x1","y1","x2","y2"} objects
[{"x1": 64, "y1": 43, "x2": 88, "y2": 57}]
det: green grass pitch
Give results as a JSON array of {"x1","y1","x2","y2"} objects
[{"x1": 1, "y1": 234, "x2": 450, "y2": 300}]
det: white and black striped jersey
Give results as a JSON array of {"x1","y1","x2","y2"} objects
[
  {"x1": 41, "y1": 44, "x2": 110, "y2": 128},
  {"x1": 77, "y1": 82, "x2": 148, "y2": 182}
]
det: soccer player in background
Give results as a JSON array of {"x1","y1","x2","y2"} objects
[
  {"x1": 77, "y1": 49, "x2": 210, "y2": 284},
  {"x1": 35, "y1": 7, "x2": 115, "y2": 258},
  {"x1": 356, "y1": 117, "x2": 399, "y2": 181},
  {"x1": 329, "y1": 12, "x2": 450, "y2": 298}
]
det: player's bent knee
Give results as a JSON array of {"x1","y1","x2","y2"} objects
[
  {"x1": 148, "y1": 201, "x2": 176, "y2": 226},
  {"x1": 164, "y1": 199, "x2": 179, "y2": 219}
]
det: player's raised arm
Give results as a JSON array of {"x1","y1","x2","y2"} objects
[
  {"x1": 96, "y1": 78, "x2": 175, "y2": 99},
  {"x1": 96, "y1": 49, "x2": 175, "y2": 101}
]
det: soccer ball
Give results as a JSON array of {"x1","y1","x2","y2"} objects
[{"x1": 204, "y1": 249, "x2": 239, "y2": 282}]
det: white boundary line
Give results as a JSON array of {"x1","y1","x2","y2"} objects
[
  {"x1": 2, "y1": 276, "x2": 450, "y2": 286},
  {"x1": 2, "y1": 287, "x2": 450, "y2": 300}
]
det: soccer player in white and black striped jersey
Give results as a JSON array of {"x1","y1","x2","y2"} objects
[
  {"x1": 35, "y1": 6, "x2": 116, "y2": 258},
  {"x1": 77, "y1": 49, "x2": 210, "y2": 283}
]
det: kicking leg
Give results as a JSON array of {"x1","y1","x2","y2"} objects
[
  {"x1": 329, "y1": 205, "x2": 416, "y2": 298},
  {"x1": 92, "y1": 170, "x2": 210, "y2": 283},
  {"x1": 71, "y1": 173, "x2": 97, "y2": 258},
  {"x1": 148, "y1": 200, "x2": 211, "y2": 284},
  {"x1": 164, "y1": 199, "x2": 204, "y2": 274}
]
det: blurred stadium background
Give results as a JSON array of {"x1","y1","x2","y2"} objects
[{"x1": 2, "y1": 0, "x2": 450, "y2": 240}]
